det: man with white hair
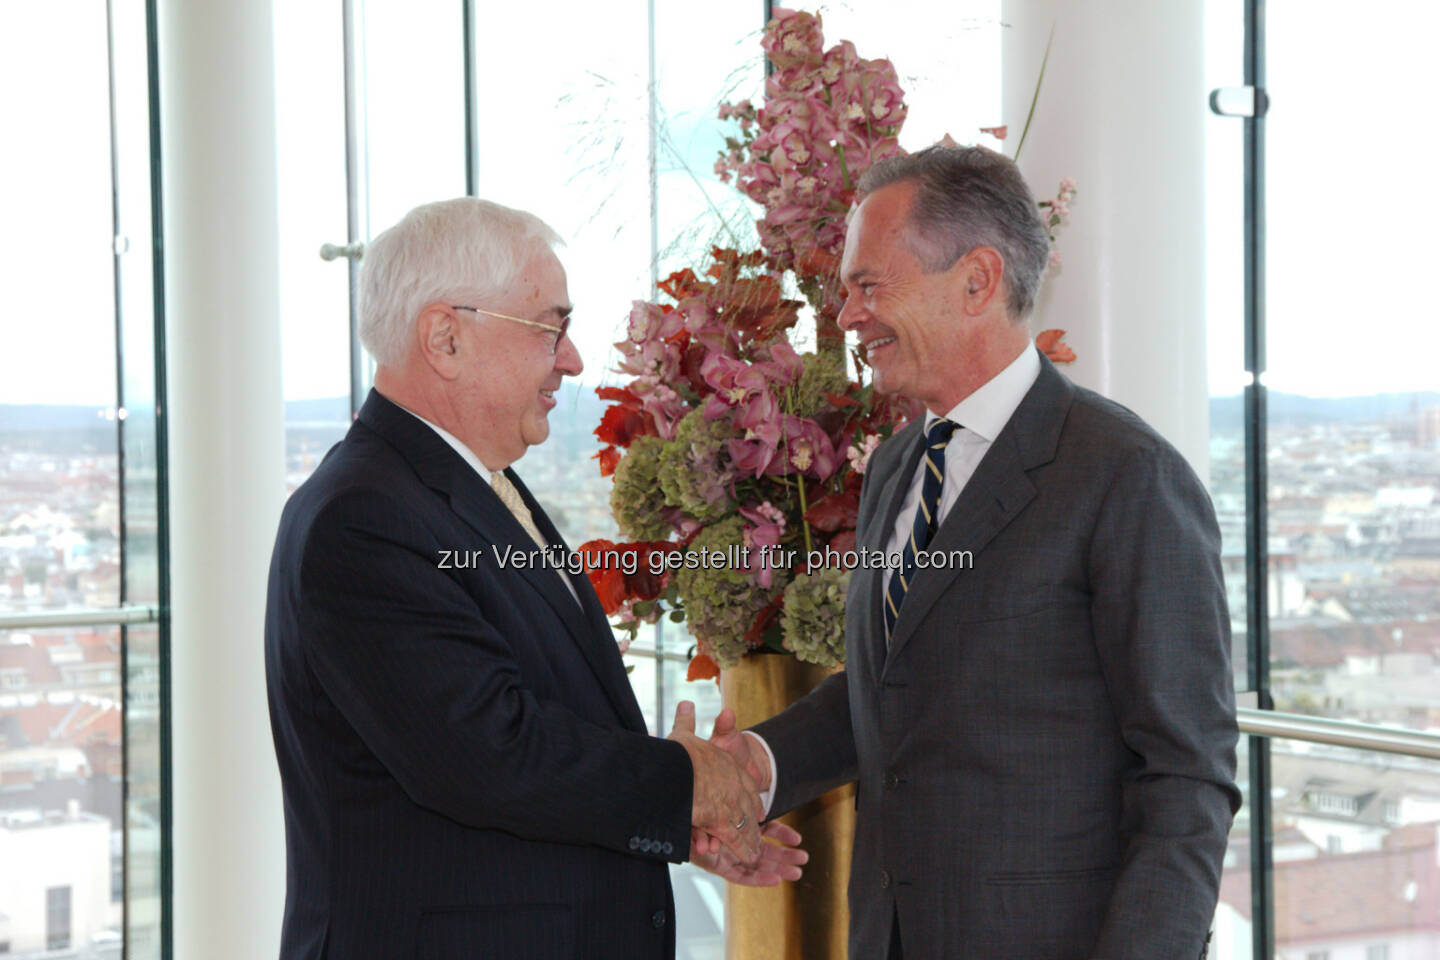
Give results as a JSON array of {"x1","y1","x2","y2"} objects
[{"x1": 264, "y1": 198, "x2": 799, "y2": 959}]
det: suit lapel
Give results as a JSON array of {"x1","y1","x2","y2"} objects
[
  {"x1": 882, "y1": 353, "x2": 1074, "y2": 669},
  {"x1": 356, "y1": 391, "x2": 645, "y2": 731},
  {"x1": 510, "y1": 470, "x2": 649, "y2": 732},
  {"x1": 858, "y1": 421, "x2": 926, "y2": 680}
]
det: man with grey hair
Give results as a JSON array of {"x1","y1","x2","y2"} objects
[
  {"x1": 265, "y1": 197, "x2": 802, "y2": 959},
  {"x1": 709, "y1": 146, "x2": 1240, "y2": 958}
]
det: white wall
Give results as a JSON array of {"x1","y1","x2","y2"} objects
[{"x1": 1002, "y1": 0, "x2": 1210, "y2": 477}]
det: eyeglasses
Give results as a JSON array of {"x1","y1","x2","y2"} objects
[{"x1": 451, "y1": 305, "x2": 571, "y2": 354}]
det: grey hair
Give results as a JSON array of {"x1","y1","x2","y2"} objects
[
  {"x1": 357, "y1": 197, "x2": 563, "y2": 366},
  {"x1": 856, "y1": 145, "x2": 1051, "y2": 321}
]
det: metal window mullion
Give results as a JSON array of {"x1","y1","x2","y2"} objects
[
  {"x1": 102, "y1": 0, "x2": 136, "y2": 945},
  {"x1": 462, "y1": 0, "x2": 477, "y2": 197},
  {"x1": 343, "y1": 0, "x2": 370, "y2": 417},
  {"x1": 141, "y1": 0, "x2": 174, "y2": 954},
  {"x1": 1242, "y1": 2, "x2": 1272, "y2": 958},
  {"x1": 763, "y1": 0, "x2": 773, "y2": 77},
  {"x1": 646, "y1": 0, "x2": 658, "y2": 297}
]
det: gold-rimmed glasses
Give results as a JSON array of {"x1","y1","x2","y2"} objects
[{"x1": 451, "y1": 304, "x2": 570, "y2": 354}]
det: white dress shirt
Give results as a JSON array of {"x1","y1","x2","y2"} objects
[
  {"x1": 398, "y1": 405, "x2": 580, "y2": 608},
  {"x1": 749, "y1": 343, "x2": 1041, "y2": 816},
  {"x1": 880, "y1": 342, "x2": 1040, "y2": 597}
]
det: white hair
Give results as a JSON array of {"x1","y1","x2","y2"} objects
[{"x1": 357, "y1": 197, "x2": 563, "y2": 366}]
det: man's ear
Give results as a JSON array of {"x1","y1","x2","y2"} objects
[
  {"x1": 956, "y1": 246, "x2": 1005, "y2": 316},
  {"x1": 416, "y1": 303, "x2": 465, "y2": 380}
]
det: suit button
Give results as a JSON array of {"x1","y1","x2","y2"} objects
[
  {"x1": 880, "y1": 870, "x2": 891, "y2": 889},
  {"x1": 885, "y1": 772, "x2": 899, "y2": 789},
  {"x1": 641, "y1": 839, "x2": 654, "y2": 853},
  {"x1": 662, "y1": 841, "x2": 674, "y2": 856},
  {"x1": 652, "y1": 910, "x2": 667, "y2": 929},
  {"x1": 628, "y1": 836, "x2": 640, "y2": 851}
]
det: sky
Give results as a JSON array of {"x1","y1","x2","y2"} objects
[{"x1": 1, "y1": 0, "x2": 1435, "y2": 408}]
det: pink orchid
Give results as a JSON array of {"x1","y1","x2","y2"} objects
[
  {"x1": 760, "y1": 340, "x2": 804, "y2": 382},
  {"x1": 669, "y1": 512, "x2": 702, "y2": 540},
  {"x1": 739, "y1": 501, "x2": 788, "y2": 587},
  {"x1": 615, "y1": 335, "x2": 681, "y2": 384},
  {"x1": 821, "y1": 39, "x2": 860, "y2": 79},
  {"x1": 623, "y1": 300, "x2": 683, "y2": 345},
  {"x1": 779, "y1": 415, "x2": 844, "y2": 480},
  {"x1": 847, "y1": 433, "x2": 883, "y2": 474},
  {"x1": 728, "y1": 423, "x2": 785, "y2": 479},
  {"x1": 700, "y1": 353, "x2": 782, "y2": 426},
  {"x1": 641, "y1": 384, "x2": 688, "y2": 440},
  {"x1": 762, "y1": 8, "x2": 825, "y2": 70}
]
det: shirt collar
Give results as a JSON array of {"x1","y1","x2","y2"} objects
[
  {"x1": 928, "y1": 343, "x2": 1041, "y2": 442},
  {"x1": 395, "y1": 404, "x2": 496, "y2": 485}
]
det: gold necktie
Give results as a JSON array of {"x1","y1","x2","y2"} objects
[{"x1": 490, "y1": 471, "x2": 548, "y2": 549}]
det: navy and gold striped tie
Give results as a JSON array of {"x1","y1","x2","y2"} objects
[{"x1": 884, "y1": 418, "x2": 959, "y2": 640}]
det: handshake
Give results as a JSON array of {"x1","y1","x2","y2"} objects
[{"x1": 667, "y1": 701, "x2": 809, "y2": 886}]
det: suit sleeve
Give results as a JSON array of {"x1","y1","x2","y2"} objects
[
  {"x1": 749, "y1": 670, "x2": 858, "y2": 817},
  {"x1": 1087, "y1": 443, "x2": 1242, "y2": 957},
  {"x1": 746, "y1": 433, "x2": 910, "y2": 816},
  {"x1": 295, "y1": 488, "x2": 693, "y2": 862}
]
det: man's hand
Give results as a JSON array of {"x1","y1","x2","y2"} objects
[
  {"x1": 710, "y1": 707, "x2": 771, "y2": 792},
  {"x1": 691, "y1": 707, "x2": 774, "y2": 859},
  {"x1": 691, "y1": 820, "x2": 807, "y2": 886},
  {"x1": 669, "y1": 701, "x2": 763, "y2": 865}
]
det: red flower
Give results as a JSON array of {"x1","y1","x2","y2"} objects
[
  {"x1": 744, "y1": 595, "x2": 784, "y2": 649},
  {"x1": 1035, "y1": 329, "x2": 1077, "y2": 364},
  {"x1": 686, "y1": 652, "x2": 721, "y2": 682},
  {"x1": 805, "y1": 485, "x2": 860, "y2": 533},
  {"x1": 658, "y1": 268, "x2": 705, "y2": 301},
  {"x1": 577, "y1": 540, "x2": 630, "y2": 615},
  {"x1": 594, "y1": 385, "x2": 655, "y2": 449},
  {"x1": 680, "y1": 341, "x2": 710, "y2": 397},
  {"x1": 796, "y1": 247, "x2": 840, "y2": 279},
  {"x1": 593, "y1": 446, "x2": 622, "y2": 477},
  {"x1": 627, "y1": 541, "x2": 680, "y2": 601}
]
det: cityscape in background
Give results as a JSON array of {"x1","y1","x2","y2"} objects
[{"x1": 2, "y1": 385, "x2": 1438, "y2": 957}]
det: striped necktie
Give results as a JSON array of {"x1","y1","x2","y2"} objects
[
  {"x1": 490, "y1": 471, "x2": 548, "y2": 549},
  {"x1": 884, "y1": 418, "x2": 959, "y2": 641}
]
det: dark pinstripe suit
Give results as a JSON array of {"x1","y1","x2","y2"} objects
[
  {"x1": 754, "y1": 354, "x2": 1240, "y2": 959},
  {"x1": 265, "y1": 390, "x2": 692, "y2": 959}
]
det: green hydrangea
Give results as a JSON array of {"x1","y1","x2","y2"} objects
[
  {"x1": 791, "y1": 350, "x2": 850, "y2": 418},
  {"x1": 611, "y1": 435, "x2": 673, "y2": 541},
  {"x1": 658, "y1": 410, "x2": 736, "y2": 522},
  {"x1": 779, "y1": 566, "x2": 851, "y2": 667},
  {"x1": 674, "y1": 516, "x2": 779, "y2": 666}
]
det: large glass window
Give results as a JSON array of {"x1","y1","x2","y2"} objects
[
  {"x1": 274, "y1": 1, "x2": 352, "y2": 492},
  {"x1": 1205, "y1": 1, "x2": 1440, "y2": 956},
  {"x1": 0, "y1": 1, "x2": 164, "y2": 957},
  {"x1": 1221, "y1": 741, "x2": 1440, "y2": 957},
  {"x1": 1261, "y1": 2, "x2": 1440, "y2": 733},
  {"x1": 0, "y1": 5, "x2": 120, "y2": 610}
]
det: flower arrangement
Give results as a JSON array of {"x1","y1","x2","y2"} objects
[{"x1": 579, "y1": 8, "x2": 1074, "y2": 680}]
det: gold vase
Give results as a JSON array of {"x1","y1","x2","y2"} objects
[{"x1": 720, "y1": 655, "x2": 854, "y2": 960}]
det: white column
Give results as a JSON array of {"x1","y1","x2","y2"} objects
[
  {"x1": 158, "y1": 0, "x2": 286, "y2": 955},
  {"x1": 1003, "y1": 0, "x2": 1210, "y2": 477}
]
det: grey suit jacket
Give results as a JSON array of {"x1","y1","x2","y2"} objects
[{"x1": 754, "y1": 352, "x2": 1240, "y2": 959}]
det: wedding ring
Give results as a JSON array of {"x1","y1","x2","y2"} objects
[{"x1": 732, "y1": 812, "x2": 748, "y2": 830}]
